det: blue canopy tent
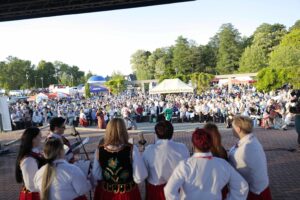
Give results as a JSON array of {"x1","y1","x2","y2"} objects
[{"x1": 90, "y1": 85, "x2": 108, "y2": 93}]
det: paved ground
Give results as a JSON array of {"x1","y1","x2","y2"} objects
[{"x1": 0, "y1": 122, "x2": 300, "y2": 200}]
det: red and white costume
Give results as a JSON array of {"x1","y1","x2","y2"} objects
[
  {"x1": 92, "y1": 144, "x2": 148, "y2": 200},
  {"x1": 34, "y1": 159, "x2": 91, "y2": 200},
  {"x1": 164, "y1": 152, "x2": 249, "y2": 200},
  {"x1": 228, "y1": 133, "x2": 272, "y2": 200},
  {"x1": 19, "y1": 148, "x2": 45, "y2": 200},
  {"x1": 142, "y1": 139, "x2": 189, "y2": 200}
]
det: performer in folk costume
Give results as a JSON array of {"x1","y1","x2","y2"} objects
[
  {"x1": 47, "y1": 117, "x2": 74, "y2": 162},
  {"x1": 204, "y1": 123, "x2": 229, "y2": 200},
  {"x1": 142, "y1": 121, "x2": 189, "y2": 200},
  {"x1": 164, "y1": 128, "x2": 249, "y2": 200},
  {"x1": 34, "y1": 138, "x2": 91, "y2": 200},
  {"x1": 96, "y1": 108, "x2": 106, "y2": 129},
  {"x1": 203, "y1": 123, "x2": 228, "y2": 160},
  {"x1": 228, "y1": 116, "x2": 272, "y2": 200},
  {"x1": 16, "y1": 127, "x2": 45, "y2": 200},
  {"x1": 92, "y1": 118, "x2": 148, "y2": 200}
]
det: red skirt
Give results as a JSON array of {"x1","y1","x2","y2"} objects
[
  {"x1": 146, "y1": 182, "x2": 166, "y2": 200},
  {"x1": 94, "y1": 183, "x2": 141, "y2": 200},
  {"x1": 19, "y1": 189, "x2": 40, "y2": 200},
  {"x1": 79, "y1": 118, "x2": 89, "y2": 127},
  {"x1": 247, "y1": 187, "x2": 272, "y2": 200}
]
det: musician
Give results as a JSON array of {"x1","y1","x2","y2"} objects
[
  {"x1": 228, "y1": 116, "x2": 272, "y2": 200},
  {"x1": 47, "y1": 117, "x2": 74, "y2": 162},
  {"x1": 92, "y1": 118, "x2": 148, "y2": 200},
  {"x1": 164, "y1": 128, "x2": 249, "y2": 200},
  {"x1": 16, "y1": 127, "x2": 45, "y2": 200},
  {"x1": 34, "y1": 138, "x2": 91, "y2": 200},
  {"x1": 143, "y1": 121, "x2": 189, "y2": 200}
]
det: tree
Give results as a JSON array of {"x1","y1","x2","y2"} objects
[
  {"x1": 255, "y1": 67, "x2": 300, "y2": 92},
  {"x1": 0, "y1": 56, "x2": 33, "y2": 90},
  {"x1": 104, "y1": 71, "x2": 126, "y2": 95},
  {"x1": 190, "y1": 72, "x2": 214, "y2": 94},
  {"x1": 131, "y1": 50, "x2": 153, "y2": 80},
  {"x1": 172, "y1": 36, "x2": 193, "y2": 75},
  {"x1": 36, "y1": 60, "x2": 57, "y2": 88},
  {"x1": 290, "y1": 20, "x2": 300, "y2": 31},
  {"x1": 239, "y1": 23, "x2": 287, "y2": 73},
  {"x1": 239, "y1": 45, "x2": 268, "y2": 72},
  {"x1": 216, "y1": 23, "x2": 242, "y2": 74},
  {"x1": 269, "y1": 28, "x2": 300, "y2": 68},
  {"x1": 84, "y1": 82, "x2": 91, "y2": 98}
]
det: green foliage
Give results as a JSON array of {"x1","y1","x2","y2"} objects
[
  {"x1": 290, "y1": 20, "x2": 300, "y2": 31},
  {"x1": 104, "y1": 71, "x2": 126, "y2": 95},
  {"x1": 269, "y1": 29, "x2": 300, "y2": 68},
  {"x1": 0, "y1": 56, "x2": 33, "y2": 90},
  {"x1": 255, "y1": 67, "x2": 300, "y2": 92},
  {"x1": 216, "y1": 23, "x2": 242, "y2": 74},
  {"x1": 239, "y1": 45, "x2": 268, "y2": 72},
  {"x1": 190, "y1": 72, "x2": 214, "y2": 94},
  {"x1": 84, "y1": 82, "x2": 91, "y2": 98},
  {"x1": 54, "y1": 61, "x2": 85, "y2": 86},
  {"x1": 239, "y1": 23, "x2": 287, "y2": 72},
  {"x1": 130, "y1": 50, "x2": 153, "y2": 80}
]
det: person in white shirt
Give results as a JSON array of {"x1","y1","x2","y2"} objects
[
  {"x1": 92, "y1": 118, "x2": 148, "y2": 200},
  {"x1": 164, "y1": 128, "x2": 249, "y2": 200},
  {"x1": 32, "y1": 111, "x2": 43, "y2": 127},
  {"x1": 47, "y1": 117, "x2": 75, "y2": 163},
  {"x1": 228, "y1": 116, "x2": 272, "y2": 200},
  {"x1": 34, "y1": 138, "x2": 91, "y2": 200},
  {"x1": 16, "y1": 127, "x2": 45, "y2": 200},
  {"x1": 143, "y1": 121, "x2": 189, "y2": 200}
]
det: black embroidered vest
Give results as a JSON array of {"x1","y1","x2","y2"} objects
[
  {"x1": 28, "y1": 152, "x2": 46, "y2": 168},
  {"x1": 98, "y1": 144, "x2": 134, "y2": 184}
]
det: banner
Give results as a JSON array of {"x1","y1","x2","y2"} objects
[{"x1": 0, "y1": 96, "x2": 12, "y2": 131}]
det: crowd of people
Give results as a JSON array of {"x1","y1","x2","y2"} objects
[
  {"x1": 16, "y1": 116, "x2": 272, "y2": 200},
  {"x1": 9, "y1": 84, "x2": 296, "y2": 131}
]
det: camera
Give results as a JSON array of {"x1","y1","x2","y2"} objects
[{"x1": 290, "y1": 90, "x2": 300, "y2": 114}]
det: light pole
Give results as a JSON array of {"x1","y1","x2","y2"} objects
[
  {"x1": 35, "y1": 76, "x2": 37, "y2": 89},
  {"x1": 25, "y1": 73, "x2": 29, "y2": 89},
  {"x1": 41, "y1": 77, "x2": 44, "y2": 88}
]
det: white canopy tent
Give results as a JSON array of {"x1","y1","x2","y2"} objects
[{"x1": 149, "y1": 78, "x2": 194, "y2": 94}]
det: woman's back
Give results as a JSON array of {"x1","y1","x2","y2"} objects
[
  {"x1": 164, "y1": 152, "x2": 248, "y2": 200},
  {"x1": 34, "y1": 159, "x2": 91, "y2": 200}
]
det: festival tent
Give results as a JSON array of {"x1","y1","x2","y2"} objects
[
  {"x1": 149, "y1": 78, "x2": 194, "y2": 94},
  {"x1": 48, "y1": 92, "x2": 70, "y2": 99},
  {"x1": 36, "y1": 92, "x2": 48, "y2": 103}
]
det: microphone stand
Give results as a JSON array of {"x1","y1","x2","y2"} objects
[
  {"x1": 72, "y1": 127, "x2": 90, "y2": 160},
  {"x1": 71, "y1": 125, "x2": 92, "y2": 200}
]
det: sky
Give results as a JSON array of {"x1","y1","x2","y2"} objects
[{"x1": 0, "y1": 0, "x2": 299, "y2": 76}]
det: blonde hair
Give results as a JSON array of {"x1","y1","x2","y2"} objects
[
  {"x1": 233, "y1": 115, "x2": 253, "y2": 134},
  {"x1": 104, "y1": 118, "x2": 129, "y2": 146},
  {"x1": 41, "y1": 139, "x2": 64, "y2": 200}
]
